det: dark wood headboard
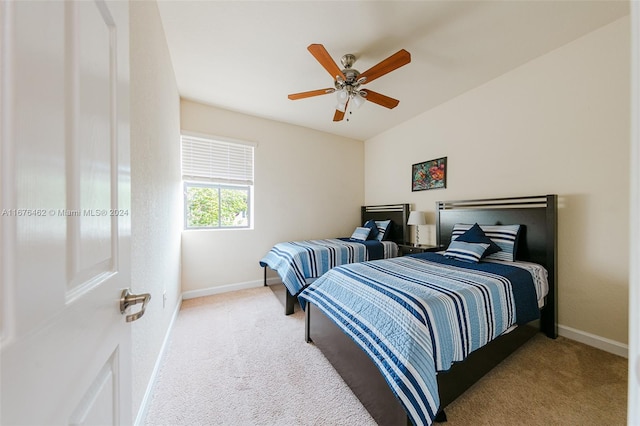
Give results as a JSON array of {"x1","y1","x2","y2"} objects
[
  {"x1": 361, "y1": 204, "x2": 410, "y2": 245},
  {"x1": 436, "y1": 195, "x2": 558, "y2": 338}
]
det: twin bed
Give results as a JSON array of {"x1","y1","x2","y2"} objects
[
  {"x1": 260, "y1": 204, "x2": 409, "y2": 314},
  {"x1": 297, "y1": 195, "x2": 557, "y2": 425}
]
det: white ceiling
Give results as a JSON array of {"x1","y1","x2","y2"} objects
[{"x1": 157, "y1": 1, "x2": 629, "y2": 141}]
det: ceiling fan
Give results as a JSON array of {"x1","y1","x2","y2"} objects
[{"x1": 288, "y1": 44, "x2": 411, "y2": 122}]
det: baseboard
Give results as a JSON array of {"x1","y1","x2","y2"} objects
[
  {"x1": 134, "y1": 297, "x2": 183, "y2": 426},
  {"x1": 182, "y1": 277, "x2": 281, "y2": 300},
  {"x1": 558, "y1": 324, "x2": 628, "y2": 358}
]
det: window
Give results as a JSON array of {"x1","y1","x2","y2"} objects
[{"x1": 181, "y1": 133, "x2": 254, "y2": 229}]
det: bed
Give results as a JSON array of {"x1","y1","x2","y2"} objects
[
  {"x1": 260, "y1": 204, "x2": 409, "y2": 315},
  {"x1": 299, "y1": 195, "x2": 557, "y2": 425}
]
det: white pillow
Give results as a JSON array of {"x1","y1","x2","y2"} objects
[{"x1": 350, "y1": 227, "x2": 371, "y2": 242}]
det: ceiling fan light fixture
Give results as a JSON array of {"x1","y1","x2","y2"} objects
[
  {"x1": 336, "y1": 101, "x2": 347, "y2": 112},
  {"x1": 352, "y1": 93, "x2": 365, "y2": 109}
]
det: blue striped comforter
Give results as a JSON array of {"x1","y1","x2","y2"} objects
[
  {"x1": 299, "y1": 252, "x2": 547, "y2": 426},
  {"x1": 259, "y1": 239, "x2": 398, "y2": 297}
]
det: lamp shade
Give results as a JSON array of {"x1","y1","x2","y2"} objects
[
  {"x1": 336, "y1": 89, "x2": 348, "y2": 101},
  {"x1": 352, "y1": 93, "x2": 366, "y2": 108},
  {"x1": 407, "y1": 211, "x2": 426, "y2": 226}
]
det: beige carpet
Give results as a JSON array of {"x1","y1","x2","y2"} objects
[{"x1": 144, "y1": 285, "x2": 627, "y2": 426}]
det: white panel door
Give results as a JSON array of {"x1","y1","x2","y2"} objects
[{"x1": 1, "y1": 1, "x2": 133, "y2": 424}]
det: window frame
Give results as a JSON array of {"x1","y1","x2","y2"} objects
[{"x1": 181, "y1": 132, "x2": 255, "y2": 231}]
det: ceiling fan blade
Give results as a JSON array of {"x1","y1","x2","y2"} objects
[
  {"x1": 288, "y1": 88, "x2": 335, "y2": 100},
  {"x1": 333, "y1": 98, "x2": 349, "y2": 121},
  {"x1": 359, "y1": 49, "x2": 411, "y2": 84},
  {"x1": 360, "y1": 89, "x2": 400, "y2": 109},
  {"x1": 308, "y1": 44, "x2": 346, "y2": 81}
]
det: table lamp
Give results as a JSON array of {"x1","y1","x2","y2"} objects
[{"x1": 407, "y1": 211, "x2": 427, "y2": 246}]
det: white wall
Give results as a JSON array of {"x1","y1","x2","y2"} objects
[
  {"x1": 180, "y1": 100, "x2": 364, "y2": 295},
  {"x1": 365, "y1": 17, "x2": 630, "y2": 346},
  {"x1": 130, "y1": 1, "x2": 182, "y2": 421}
]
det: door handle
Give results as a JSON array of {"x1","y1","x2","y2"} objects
[{"x1": 120, "y1": 289, "x2": 151, "y2": 322}]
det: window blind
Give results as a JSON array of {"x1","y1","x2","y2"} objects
[{"x1": 181, "y1": 134, "x2": 254, "y2": 185}]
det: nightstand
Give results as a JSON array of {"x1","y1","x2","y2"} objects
[{"x1": 398, "y1": 243, "x2": 440, "y2": 256}]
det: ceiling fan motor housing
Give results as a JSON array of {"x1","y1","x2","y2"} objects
[
  {"x1": 335, "y1": 54, "x2": 363, "y2": 94},
  {"x1": 340, "y1": 53, "x2": 356, "y2": 68}
]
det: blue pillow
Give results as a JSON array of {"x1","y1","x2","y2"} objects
[
  {"x1": 455, "y1": 223, "x2": 501, "y2": 257},
  {"x1": 444, "y1": 240, "x2": 490, "y2": 263},
  {"x1": 363, "y1": 220, "x2": 379, "y2": 240},
  {"x1": 350, "y1": 227, "x2": 371, "y2": 242},
  {"x1": 451, "y1": 223, "x2": 521, "y2": 262},
  {"x1": 374, "y1": 220, "x2": 391, "y2": 241}
]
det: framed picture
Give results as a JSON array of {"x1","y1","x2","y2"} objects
[{"x1": 412, "y1": 157, "x2": 447, "y2": 191}]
